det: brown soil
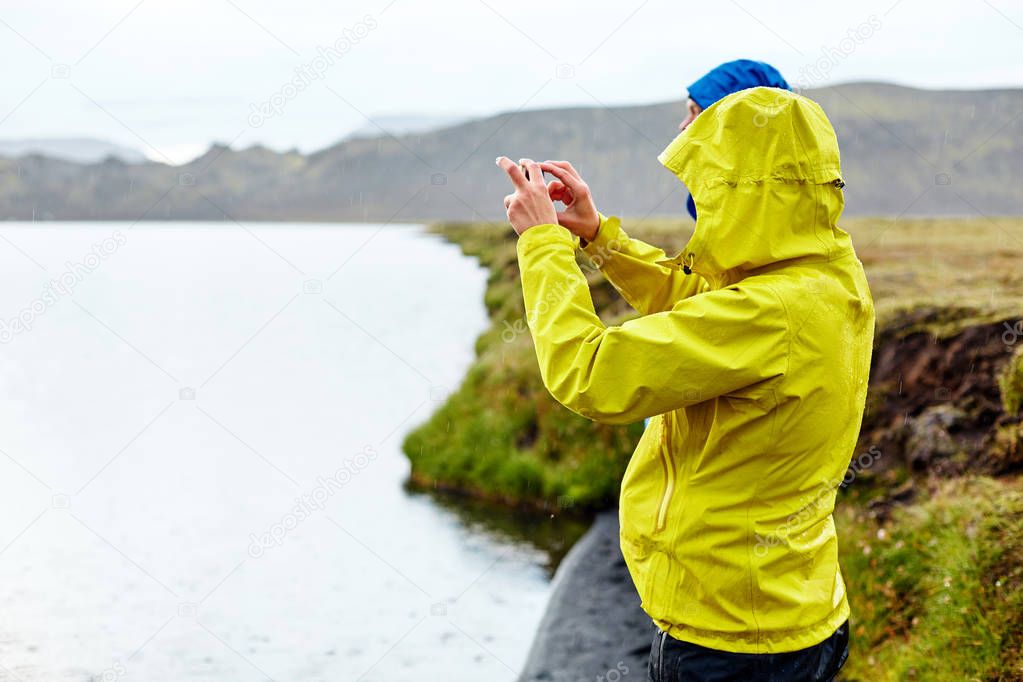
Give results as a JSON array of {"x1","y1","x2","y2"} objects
[{"x1": 860, "y1": 308, "x2": 1023, "y2": 479}]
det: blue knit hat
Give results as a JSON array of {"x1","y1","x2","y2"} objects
[{"x1": 687, "y1": 59, "x2": 790, "y2": 110}]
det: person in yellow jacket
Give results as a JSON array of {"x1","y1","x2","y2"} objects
[{"x1": 497, "y1": 86, "x2": 874, "y2": 681}]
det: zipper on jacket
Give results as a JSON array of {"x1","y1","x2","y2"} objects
[{"x1": 655, "y1": 413, "x2": 675, "y2": 532}]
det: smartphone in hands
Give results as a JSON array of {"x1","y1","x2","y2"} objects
[{"x1": 521, "y1": 164, "x2": 548, "y2": 182}]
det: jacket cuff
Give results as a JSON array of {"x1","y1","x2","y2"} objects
[
  {"x1": 580, "y1": 214, "x2": 625, "y2": 259},
  {"x1": 516, "y1": 223, "x2": 577, "y2": 258}
]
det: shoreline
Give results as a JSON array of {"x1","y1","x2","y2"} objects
[{"x1": 518, "y1": 511, "x2": 650, "y2": 682}]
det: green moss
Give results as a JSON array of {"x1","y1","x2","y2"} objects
[
  {"x1": 838, "y1": 477, "x2": 1023, "y2": 681},
  {"x1": 403, "y1": 329, "x2": 644, "y2": 510},
  {"x1": 999, "y1": 346, "x2": 1023, "y2": 416}
]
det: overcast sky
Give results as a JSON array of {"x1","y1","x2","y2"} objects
[{"x1": 2, "y1": 0, "x2": 1021, "y2": 164}]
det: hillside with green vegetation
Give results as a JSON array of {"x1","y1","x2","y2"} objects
[{"x1": 403, "y1": 215, "x2": 1023, "y2": 680}]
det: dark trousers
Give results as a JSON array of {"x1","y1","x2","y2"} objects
[{"x1": 647, "y1": 621, "x2": 849, "y2": 682}]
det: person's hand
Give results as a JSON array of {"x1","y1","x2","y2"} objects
[
  {"x1": 540, "y1": 160, "x2": 599, "y2": 242},
  {"x1": 497, "y1": 157, "x2": 558, "y2": 236}
]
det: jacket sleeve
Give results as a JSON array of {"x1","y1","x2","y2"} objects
[
  {"x1": 579, "y1": 214, "x2": 706, "y2": 315},
  {"x1": 518, "y1": 224, "x2": 789, "y2": 425}
]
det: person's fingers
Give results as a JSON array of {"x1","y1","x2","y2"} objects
[
  {"x1": 496, "y1": 156, "x2": 527, "y2": 188},
  {"x1": 541, "y1": 161, "x2": 582, "y2": 184},
  {"x1": 539, "y1": 162, "x2": 586, "y2": 195},
  {"x1": 504, "y1": 193, "x2": 514, "y2": 209},
  {"x1": 547, "y1": 181, "x2": 575, "y2": 207},
  {"x1": 543, "y1": 160, "x2": 581, "y2": 180},
  {"x1": 519, "y1": 158, "x2": 544, "y2": 187}
]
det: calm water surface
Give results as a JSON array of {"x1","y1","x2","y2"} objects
[{"x1": 0, "y1": 222, "x2": 565, "y2": 681}]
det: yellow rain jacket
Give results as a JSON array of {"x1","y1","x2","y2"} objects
[{"x1": 515, "y1": 87, "x2": 875, "y2": 653}]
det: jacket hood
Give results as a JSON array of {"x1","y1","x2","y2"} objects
[{"x1": 658, "y1": 87, "x2": 850, "y2": 286}]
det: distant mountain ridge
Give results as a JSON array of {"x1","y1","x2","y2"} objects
[
  {"x1": 1, "y1": 82, "x2": 1021, "y2": 221},
  {"x1": 344, "y1": 114, "x2": 468, "y2": 140},
  {"x1": 0, "y1": 137, "x2": 146, "y2": 164}
]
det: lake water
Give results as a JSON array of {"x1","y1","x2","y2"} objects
[{"x1": 0, "y1": 222, "x2": 562, "y2": 681}]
